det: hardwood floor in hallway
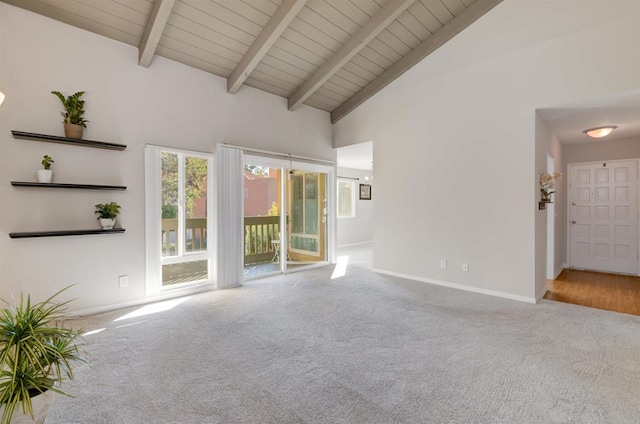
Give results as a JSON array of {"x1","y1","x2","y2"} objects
[{"x1": 545, "y1": 269, "x2": 640, "y2": 316}]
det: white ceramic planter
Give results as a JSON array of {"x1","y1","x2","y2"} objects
[
  {"x1": 99, "y1": 218, "x2": 116, "y2": 230},
  {"x1": 36, "y1": 169, "x2": 53, "y2": 183}
]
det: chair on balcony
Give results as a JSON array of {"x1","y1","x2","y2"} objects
[{"x1": 271, "y1": 239, "x2": 291, "y2": 262}]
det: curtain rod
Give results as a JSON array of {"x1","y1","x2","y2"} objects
[
  {"x1": 338, "y1": 176, "x2": 360, "y2": 181},
  {"x1": 220, "y1": 143, "x2": 337, "y2": 165}
]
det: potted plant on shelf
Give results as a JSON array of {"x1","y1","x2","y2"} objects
[
  {"x1": 0, "y1": 288, "x2": 83, "y2": 424},
  {"x1": 51, "y1": 91, "x2": 88, "y2": 139},
  {"x1": 95, "y1": 202, "x2": 121, "y2": 230},
  {"x1": 36, "y1": 155, "x2": 54, "y2": 183}
]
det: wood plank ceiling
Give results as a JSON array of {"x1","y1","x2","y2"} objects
[{"x1": 3, "y1": 0, "x2": 502, "y2": 123}]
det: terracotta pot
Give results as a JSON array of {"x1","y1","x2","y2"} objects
[{"x1": 64, "y1": 123, "x2": 83, "y2": 139}]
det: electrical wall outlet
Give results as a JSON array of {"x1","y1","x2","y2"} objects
[
  {"x1": 440, "y1": 259, "x2": 447, "y2": 269},
  {"x1": 119, "y1": 275, "x2": 128, "y2": 288},
  {"x1": 462, "y1": 263, "x2": 469, "y2": 272}
]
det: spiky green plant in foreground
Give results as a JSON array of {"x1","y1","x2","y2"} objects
[{"x1": 0, "y1": 288, "x2": 83, "y2": 424}]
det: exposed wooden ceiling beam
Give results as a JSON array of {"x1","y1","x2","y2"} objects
[
  {"x1": 228, "y1": 0, "x2": 307, "y2": 94},
  {"x1": 138, "y1": 0, "x2": 176, "y2": 67},
  {"x1": 330, "y1": 0, "x2": 504, "y2": 124},
  {"x1": 287, "y1": 0, "x2": 415, "y2": 111}
]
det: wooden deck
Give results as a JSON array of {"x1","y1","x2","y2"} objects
[
  {"x1": 162, "y1": 261, "x2": 208, "y2": 286},
  {"x1": 544, "y1": 269, "x2": 640, "y2": 316},
  {"x1": 163, "y1": 260, "x2": 318, "y2": 285}
]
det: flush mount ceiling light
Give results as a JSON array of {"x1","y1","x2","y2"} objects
[{"x1": 583, "y1": 126, "x2": 618, "y2": 138}]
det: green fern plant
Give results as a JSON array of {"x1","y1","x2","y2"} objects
[
  {"x1": 95, "y1": 202, "x2": 121, "y2": 220},
  {"x1": 0, "y1": 287, "x2": 83, "y2": 424},
  {"x1": 51, "y1": 91, "x2": 88, "y2": 127}
]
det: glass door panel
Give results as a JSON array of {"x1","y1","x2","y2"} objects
[
  {"x1": 161, "y1": 152, "x2": 178, "y2": 258},
  {"x1": 161, "y1": 151, "x2": 211, "y2": 287},
  {"x1": 185, "y1": 157, "x2": 208, "y2": 253},
  {"x1": 287, "y1": 170, "x2": 327, "y2": 270},
  {"x1": 243, "y1": 163, "x2": 283, "y2": 279}
]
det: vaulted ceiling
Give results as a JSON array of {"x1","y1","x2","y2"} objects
[{"x1": 4, "y1": 0, "x2": 502, "y2": 123}]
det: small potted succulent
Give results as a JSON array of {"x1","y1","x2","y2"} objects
[
  {"x1": 95, "y1": 202, "x2": 121, "y2": 230},
  {"x1": 0, "y1": 288, "x2": 83, "y2": 424},
  {"x1": 36, "y1": 155, "x2": 54, "y2": 184},
  {"x1": 51, "y1": 91, "x2": 88, "y2": 139}
]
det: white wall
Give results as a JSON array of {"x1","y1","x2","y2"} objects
[
  {"x1": 333, "y1": 1, "x2": 640, "y2": 302},
  {"x1": 534, "y1": 113, "x2": 549, "y2": 299},
  {"x1": 548, "y1": 132, "x2": 565, "y2": 279},
  {"x1": 535, "y1": 116, "x2": 565, "y2": 287},
  {"x1": 0, "y1": 4, "x2": 334, "y2": 312},
  {"x1": 563, "y1": 137, "x2": 640, "y2": 165},
  {"x1": 337, "y1": 167, "x2": 374, "y2": 247}
]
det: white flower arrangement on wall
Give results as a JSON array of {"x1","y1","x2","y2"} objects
[{"x1": 539, "y1": 171, "x2": 563, "y2": 203}]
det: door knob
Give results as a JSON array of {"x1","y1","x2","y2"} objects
[
  {"x1": 572, "y1": 202, "x2": 577, "y2": 206},
  {"x1": 571, "y1": 220, "x2": 577, "y2": 224}
]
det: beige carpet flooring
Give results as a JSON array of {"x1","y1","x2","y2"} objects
[{"x1": 47, "y1": 244, "x2": 640, "y2": 423}]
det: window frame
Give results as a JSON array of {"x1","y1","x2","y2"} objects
[
  {"x1": 145, "y1": 145, "x2": 214, "y2": 295},
  {"x1": 337, "y1": 178, "x2": 356, "y2": 219}
]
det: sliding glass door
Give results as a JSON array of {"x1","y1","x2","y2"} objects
[
  {"x1": 147, "y1": 148, "x2": 332, "y2": 290},
  {"x1": 242, "y1": 154, "x2": 332, "y2": 278}
]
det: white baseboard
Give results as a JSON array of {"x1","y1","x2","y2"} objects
[
  {"x1": 70, "y1": 284, "x2": 215, "y2": 317},
  {"x1": 373, "y1": 268, "x2": 537, "y2": 304},
  {"x1": 337, "y1": 240, "x2": 373, "y2": 248}
]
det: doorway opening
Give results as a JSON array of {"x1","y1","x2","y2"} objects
[
  {"x1": 335, "y1": 142, "x2": 374, "y2": 248},
  {"x1": 538, "y1": 93, "x2": 640, "y2": 315}
]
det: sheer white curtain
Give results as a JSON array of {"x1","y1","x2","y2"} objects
[{"x1": 215, "y1": 145, "x2": 244, "y2": 289}]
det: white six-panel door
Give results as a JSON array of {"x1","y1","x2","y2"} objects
[{"x1": 569, "y1": 160, "x2": 638, "y2": 275}]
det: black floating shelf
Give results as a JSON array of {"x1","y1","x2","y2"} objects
[
  {"x1": 11, "y1": 130, "x2": 127, "y2": 151},
  {"x1": 9, "y1": 228, "x2": 126, "y2": 239},
  {"x1": 11, "y1": 181, "x2": 126, "y2": 191}
]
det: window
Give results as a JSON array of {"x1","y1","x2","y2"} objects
[
  {"x1": 145, "y1": 146, "x2": 214, "y2": 294},
  {"x1": 337, "y1": 179, "x2": 356, "y2": 218}
]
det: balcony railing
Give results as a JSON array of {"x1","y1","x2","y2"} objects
[
  {"x1": 161, "y1": 216, "x2": 280, "y2": 266},
  {"x1": 244, "y1": 216, "x2": 279, "y2": 265},
  {"x1": 162, "y1": 218, "x2": 207, "y2": 256}
]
